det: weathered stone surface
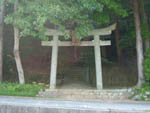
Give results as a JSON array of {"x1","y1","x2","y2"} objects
[{"x1": 38, "y1": 89, "x2": 133, "y2": 101}]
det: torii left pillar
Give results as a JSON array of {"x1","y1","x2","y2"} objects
[{"x1": 50, "y1": 36, "x2": 58, "y2": 89}]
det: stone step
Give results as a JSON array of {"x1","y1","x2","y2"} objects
[
  {"x1": 38, "y1": 88, "x2": 133, "y2": 101},
  {"x1": 40, "y1": 89, "x2": 131, "y2": 95}
]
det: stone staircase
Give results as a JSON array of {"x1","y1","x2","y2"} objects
[
  {"x1": 38, "y1": 88, "x2": 133, "y2": 101},
  {"x1": 38, "y1": 65, "x2": 133, "y2": 101}
]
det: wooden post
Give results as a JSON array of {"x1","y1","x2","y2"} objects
[
  {"x1": 94, "y1": 35, "x2": 103, "y2": 89},
  {"x1": 50, "y1": 36, "x2": 59, "y2": 89}
]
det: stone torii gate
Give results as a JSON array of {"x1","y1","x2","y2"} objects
[{"x1": 41, "y1": 24, "x2": 116, "y2": 90}]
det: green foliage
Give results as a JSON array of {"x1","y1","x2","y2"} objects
[
  {"x1": 0, "y1": 82, "x2": 42, "y2": 97},
  {"x1": 5, "y1": 0, "x2": 127, "y2": 39},
  {"x1": 0, "y1": 0, "x2": 4, "y2": 4},
  {"x1": 143, "y1": 50, "x2": 150, "y2": 81},
  {"x1": 141, "y1": 22, "x2": 150, "y2": 39},
  {"x1": 118, "y1": 2, "x2": 136, "y2": 53},
  {"x1": 133, "y1": 83, "x2": 150, "y2": 101},
  {"x1": 133, "y1": 49, "x2": 150, "y2": 101},
  {"x1": 120, "y1": 29, "x2": 136, "y2": 51}
]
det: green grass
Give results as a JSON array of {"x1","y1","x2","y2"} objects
[{"x1": 0, "y1": 82, "x2": 42, "y2": 97}]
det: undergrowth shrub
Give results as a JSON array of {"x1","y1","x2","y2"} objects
[
  {"x1": 0, "y1": 82, "x2": 43, "y2": 97},
  {"x1": 143, "y1": 49, "x2": 150, "y2": 82},
  {"x1": 132, "y1": 50, "x2": 150, "y2": 101},
  {"x1": 132, "y1": 83, "x2": 150, "y2": 101}
]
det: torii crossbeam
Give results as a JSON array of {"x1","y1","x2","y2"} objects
[{"x1": 41, "y1": 24, "x2": 116, "y2": 90}]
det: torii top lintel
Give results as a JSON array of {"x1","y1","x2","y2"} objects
[
  {"x1": 45, "y1": 24, "x2": 116, "y2": 36},
  {"x1": 42, "y1": 24, "x2": 116, "y2": 47}
]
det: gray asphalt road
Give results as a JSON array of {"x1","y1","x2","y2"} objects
[{"x1": 0, "y1": 96, "x2": 150, "y2": 113}]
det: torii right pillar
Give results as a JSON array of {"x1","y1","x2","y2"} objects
[
  {"x1": 94, "y1": 35, "x2": 103, "y2": 89},
  {"x1": 92, "y1": 24, "x2": 116, "y2": 89}
]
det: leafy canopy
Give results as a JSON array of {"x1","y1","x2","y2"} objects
[{"x1": 5, "y1": 0, "x2": 127, "y2": 39}]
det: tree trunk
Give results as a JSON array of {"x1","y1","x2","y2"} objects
[
  {"x1": 14, "y1": 0, "x2": 25, "y2": 84},
  {"x1": 133, "y1": 0, "x2": 144, "y2": 88},
  {"x1": 139, "y1": 0, "x2": 150, "y2": 50},
  {"x1": 114, "y1": 18, "x2": 122, "y2": 64},
  {"x1": 0, "y1": 0, "x2": 5, "y2": 82}
]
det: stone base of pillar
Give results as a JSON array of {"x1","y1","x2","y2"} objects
[
  {"x1": 50, "y1": 85, "x2": 56, "y2": 89},
  {"x1": 97, "y1": 86, "x2": 103, "y2": 90}
]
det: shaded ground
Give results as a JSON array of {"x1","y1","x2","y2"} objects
[
  {"x1": 55, "y1": 63, "x2": 137, "y2": 89},
  {"x1": 57, "y1": 66, "x2": 94, "y2": 89},
  {"x1": 58, "y1": 78, "x2": 94, "y2": 89}
]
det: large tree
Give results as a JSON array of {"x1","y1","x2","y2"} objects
[
  {"x1": 13, "y1": 0, "x2": 25, "y2": 84},
  {"x1": 114, "y1": 17, "x2": 122, "y2": 63},
  {"x1": 133, "y1": 0, "x2": 144, "y2": 87},
  {"x1": 0, "y1": 0, "x2": 5, "y2": 82}
]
